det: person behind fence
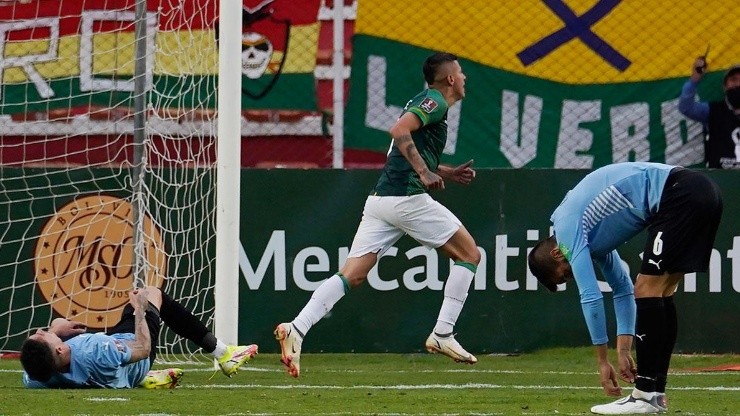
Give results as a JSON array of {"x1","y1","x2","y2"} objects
[
  {"x1": 527, "y1": 162, "x2": 722, "y2": 415},
  {"x1": 274, "y1": 52, "x2": 481, "y2": 378},
  {"x1": 677, "y1": 58, "x2": 740, "y2": 168},
  {"x1": 20, "y1": 286, "x2": 258, "y2": 389}
]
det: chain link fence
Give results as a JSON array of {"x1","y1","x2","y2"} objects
[
  {"x1": 0, "y1": 0, "x2": 737, "y2": 169},
  {"x1": 346, "y1": 0, "x2": 739, "y2": 168}
]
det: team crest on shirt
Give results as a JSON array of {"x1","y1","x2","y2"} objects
[
  {"x1": 557, "y1": 243, "x2": 571, "y2": 260},
  {"x1": 419, "y1": 97, "x2": 438, "y2": 113}
]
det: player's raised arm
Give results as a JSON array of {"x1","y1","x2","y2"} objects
[
  {"x1": 125, "y1": 288, "x2": 152, "y2": 363},
  {"x1": 47, "y1": 318, "x2": 87, "y2": 340},
  {"x1": 389, "y1": 112, "x2": 444, "y2": 190}
]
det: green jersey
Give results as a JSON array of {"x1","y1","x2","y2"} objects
[{"x1": 372, "y1": 88, "x2": 449, "y2": 196}]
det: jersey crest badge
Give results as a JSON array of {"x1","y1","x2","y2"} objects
[
  {"x1": 419, "y1": 97, "x2": 438, "y2": 113},
  {"x1": 558, "y1": 243, "x2": 572, "y2": 261}
]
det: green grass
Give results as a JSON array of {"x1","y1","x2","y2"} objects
[{"x1": 1, "y1": 348, "x2": 738, "y2": 415}]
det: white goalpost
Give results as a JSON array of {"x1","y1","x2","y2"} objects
[{"x1": 214, "y1": 0, "x2": 241, "y2": 347}]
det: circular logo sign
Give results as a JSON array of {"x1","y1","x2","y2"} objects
[{"x1": 34, "y1": 195, "x2": 166, "y2": 329}]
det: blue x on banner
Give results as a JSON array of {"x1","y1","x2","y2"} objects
[{"x1": 517, "y1": 0, "x2": 631, "y2": 71}]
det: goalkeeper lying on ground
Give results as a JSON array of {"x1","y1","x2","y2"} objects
[{"x1": 20, "y1": 286, "x2": 257, "y2": 389}]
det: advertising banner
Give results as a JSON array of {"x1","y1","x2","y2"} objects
[
  {"x1": 0, "y1": 0, "x2": 321, "y2": 113},
  {"x1": 236, "y1": 169, "x2": 740, "y2": 353},
  {"x1": 2, "y1": 168, "x2": 738, "y2": 353}
]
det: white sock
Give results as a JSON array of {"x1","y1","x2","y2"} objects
[
  {"x1": 212, "y1": 339, "x2": 228, "y2": 358},
  {"x1": 434, "y1": 263, "x2": 475, "y2": 335},
  {"x1": 292, "y1": 274, "x2": 348, "y2": 336},
  {"x1": 632, "y1": 388, "x2": 656, "y2": 400}
]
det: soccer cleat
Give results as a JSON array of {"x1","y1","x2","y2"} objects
[
  {"x1": 274, "y1": 322, "x2": 303, "y2": 378},
  {"x1": 217, "y1": 344, "x2": 258, "y2": 377},
  {"x1": 655, "y1": 393, "x2": 668, "y2": 413},
  {"x1": 425, "y1": 332, "x2": 478, "y2": 364},
  {"x1": 139, "y1": 368, "x2": 183, "y2": 389},
  {"x1": 590, "y1": 393, "x2": 662, "y2": 415}
]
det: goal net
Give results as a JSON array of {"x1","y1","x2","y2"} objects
[{"x1": 0, "y1": 0, "x2": 221, "y2": 362}]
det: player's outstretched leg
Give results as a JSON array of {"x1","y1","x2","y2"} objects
[
  {"x1": 425, "y1": 332, "x2": 477, "y2": 364},
  {"x1": 217, "y1": 344, "x2": 258, "y2": 377},
  {"x1": 274, "y1": 322, "x2": 303, "y2": 378}
]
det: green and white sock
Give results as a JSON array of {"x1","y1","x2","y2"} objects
[
  {"x1": 292, "y1": 274, "x2": 349, "y2": 336},
  {"x1": 434, "y1": 262, "x2": 476, "y2": 334}
]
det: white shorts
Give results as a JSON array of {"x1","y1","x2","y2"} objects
[{"x1": 347, "y1": 193, "x2": 462, "y2": 258}]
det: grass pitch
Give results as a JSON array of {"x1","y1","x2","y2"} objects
[{"x1": 1, "y1": 347, "x2": 738, "y2": 415}]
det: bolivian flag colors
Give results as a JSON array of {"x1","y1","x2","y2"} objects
[{"x1": 0, "y1": 0, "x2": 322, "y2": 114}]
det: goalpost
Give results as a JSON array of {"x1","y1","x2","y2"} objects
[
  {"x1": 0, "y1": 0, "x2": 240, "y2": 361},
  {"x1": 214, "y1": 0, "x2": 241, "y2": 348}
]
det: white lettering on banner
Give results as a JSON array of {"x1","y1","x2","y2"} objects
[
  {"x1": 0, "y1": 18, "x2": 60, "y2": 99},
  {"x1": 365, "y1": 56, "x2": 400, "y2": 133},
  {"x1": 500, "y1": 90, "x2": 541, "y2": 168},
  {"x1": 610, "y1": 103, "x2": 650, "y2": 162},
  {"x1": 403, "y1": 246, "x2": 442, "y2": 291},
  {"x1": 239, "y1": 230, "x2": 287, "y2": 290},
  {"x1": 79, "y1": 10, "x2": 157, "y2": 92},
  {"x1": 362, "y1": 60, "x2": 705, "y2": 168},
  {"x1": 683, "y1": 272, "x2": 697, "y2": 292},
  {"x1": 708, "y1": 249, "x2": 722, "y2": 292},
  {"x1": 661, "y1": 99, "x2": 705, "y2": 166},
  {"x1": 495, "y1": 234, "x2": 519, "y2": 291},
  {"x1": 0, "y1": 11, "x2": 158, "y2": 96},
  {"x1": 555, "y1": 100, "x2": 601, "y2": 168},
  {"x1": 365, "y1": 55, "x2": 461, "y2": 155},
  {"x1": 240, "y1": 230, "x2": 740, "y2": 294},
  {"x1": 293, "y1": 246, "x2": 330, "y2": 291},
  {"x1": 729, "y1": 237, "x2": 740, "y2": 292},
  {"x1": 525, "y1": 229, "x2": 541, "y2": 290},
  {"x1": 367, "y1": 247, "x2": 399, "y2": 291}
]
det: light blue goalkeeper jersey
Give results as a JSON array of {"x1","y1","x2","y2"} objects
[
  {"x1": 22, "y1": 332, "x2": 150, "y2": 389},
  {"x1": 550, "y1": 162, "x2": 674, "y2": 345}
]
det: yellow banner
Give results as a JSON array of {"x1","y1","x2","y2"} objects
[
  {"x1": 356, "y1": 0, "x2": 739, "y2": 83},
  {"x1": 2, "y1": 24, "x2": 318, "y2": 83}
]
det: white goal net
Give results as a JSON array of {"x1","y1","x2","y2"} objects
[{"x1": 0, "y1": 0, "x2": 222, "y2": 362}]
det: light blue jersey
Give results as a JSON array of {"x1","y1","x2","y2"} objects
[
  {"x1": 551, "y1": 162, "x2": 675, "y2": 345},
  {"x1": 22, "y1": 332, "x2": 150, "y2": 389}
]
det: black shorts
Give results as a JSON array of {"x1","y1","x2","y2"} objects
[
  {"x1": 640, "y1": 168, "x2": 723, "y2": 275},
  {"x1": 106, "y1": 302, "x2": 162, "y2": 363}
]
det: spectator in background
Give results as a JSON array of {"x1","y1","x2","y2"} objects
[
  {"x1": 678, "y1": 58, "x2": 740, "y2": 168},
  {"x1": 20, "y1": 286, "x2": 258, "y2": 389}
]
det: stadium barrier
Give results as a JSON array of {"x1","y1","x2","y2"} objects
[{"x1": 2, "y1": 168, "x2": 737, "y2": 354}]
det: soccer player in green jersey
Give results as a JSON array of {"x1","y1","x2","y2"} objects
[{"x1": 275, "y1": 52, "x2": 480, "y2": 378}]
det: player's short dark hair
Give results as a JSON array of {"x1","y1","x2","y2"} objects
[
  {"x1": 20, "y1": 338, "x2": 56, "y2": 382},
  {"x1": 527, "y1": 236, "x2": 559, "y2": 292},
  {"x1": 423, "y1": 52, "x2": 458, "y2": 85}
]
